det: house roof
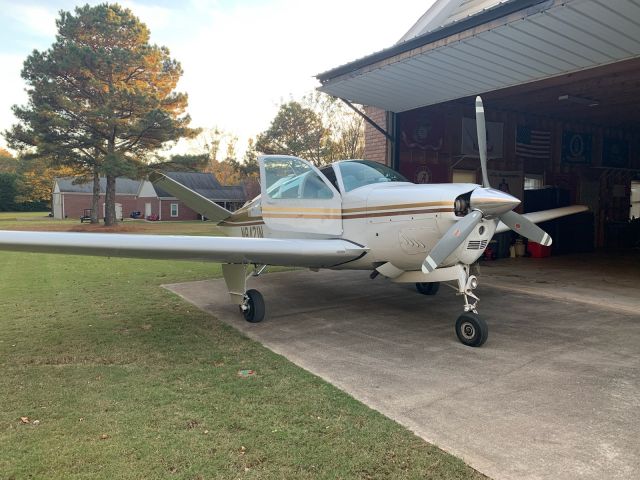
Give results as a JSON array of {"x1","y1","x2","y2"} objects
[
  {"x1": 55, "y1": 177, "x2": 141, "y2": 195},
  {"x1": 316, "y1": 0, "x2": 640, "y2": 113},
  {"x1": 154, "y1": 172, "x2": 245, "y2": 202},
  {"x1": 55, "y1": 173, "x2": 246, "y2": 203}
]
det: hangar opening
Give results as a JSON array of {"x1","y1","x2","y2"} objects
[{"x1": 317, "y1": 0, "x2": 640, "y2": 253}]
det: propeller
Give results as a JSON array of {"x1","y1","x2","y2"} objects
[
  {"x1": 423, "y1": 211, "x2": 482, "y2": 273},
  {"x1": 421, "y1": 96, "x2": 553, "y2": 273},
  {"x1": 499, "y1": 210, "x2": 552, "y2": 246},
  {"x1": 475, "y1": 96, "x2": 491, "y2": 188}
]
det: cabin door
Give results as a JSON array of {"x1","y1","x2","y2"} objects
[{"x1": 259, "y1": 155, "x2": 342, "y2": 235}]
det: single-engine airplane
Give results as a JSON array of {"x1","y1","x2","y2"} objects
[{"x1": 0, "y1": 97, "x2": 587, "y2": 347}]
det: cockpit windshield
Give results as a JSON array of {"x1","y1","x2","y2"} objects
[{"x1": 337, "y1": 160, "x2": 409, "y2": 192}]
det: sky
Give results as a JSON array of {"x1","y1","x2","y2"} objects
[{"x1": 0, "y1": 0, "x2": 433, "y2": 158}]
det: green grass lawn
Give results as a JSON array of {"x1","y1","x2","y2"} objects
[
  {"x1": 0, "y1": 220, "x2": 485, "y2": 479},
  {"x1": 0, "y1": 211, "x2": 53, "y2": 221}
]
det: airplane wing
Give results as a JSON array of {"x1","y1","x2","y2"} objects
[
  {"x1": 0, "y1": 231, "x2": 367, "y2": 268},
  {"x1": 149, "y1": 171, "x2": 232, "y2": 223},
  {"x1": 495, "y1": 205, "x2": 589, "y2": 234}
]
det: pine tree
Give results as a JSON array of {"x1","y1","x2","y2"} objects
[{"x1": 6, "y1": 3, "x2": 197, "y2": 225}]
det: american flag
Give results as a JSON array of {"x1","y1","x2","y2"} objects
[{"x1": 516, "y1": 126, "x2": 552, "y2": 159}]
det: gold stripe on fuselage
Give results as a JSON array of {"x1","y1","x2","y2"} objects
[
  {"x1": 343, "y1": 207, "x2": 453, "y2": 219},
  {"x1": 262, "y1": 206, "x2": 342, "y2": 214},
  {"x1": 342, "y1": 201, "x2": 451, "y2": 214},
  {"x1": 263, "y1": 213, "x2": 342, "y2": 220},
  {"x1": 218, "y1": 220, "x2": 265, "y2": 227},
  {"x1": 219, "y1": 204, "x2": 454, "y2": 226}
]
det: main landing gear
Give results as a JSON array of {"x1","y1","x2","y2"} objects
[
  {"x1": 241, "y1": 289, "x2": 265, "y2": 323},
  {"x1": 222, "y1": 263, "x2": 267, "y2": 324}
]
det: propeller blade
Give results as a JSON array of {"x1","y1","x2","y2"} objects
[
  {"x1": 500, "y1": 210, "x2": 552, "y2": 246},
  {"x1": 422, "y1": 211, "x2": 483, "y2": 273},
  {"x1": 475, "y1": 96, "x2": 491, "y2": 188}
]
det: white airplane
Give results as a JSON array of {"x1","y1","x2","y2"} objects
[{"x1": 0, "y1": 97, "x2": 587, "y2": 347}]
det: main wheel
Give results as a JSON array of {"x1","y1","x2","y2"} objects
[
  {"x1": 455, "y1": 312, "x2": 488, "y2": 347},
  {"x1": 415, "y1": 282, "x2": 440, "y2": 295},
  {"x1": 241, "y1": 289, "x2": 265, "y2": 323}
]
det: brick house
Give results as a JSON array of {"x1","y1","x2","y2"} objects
[
  {"x1": 52, "y1": 173, "x2": 245, "y2": 221},
  {"x1": 153, "y1": 172, "x2": 245, "y2": 221}
]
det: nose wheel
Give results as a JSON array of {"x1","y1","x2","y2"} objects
[
  {"x1": 455, "y1": 312, "x2": 488, "y2": 347},
  {"x1": 456, "y1": 269, "x2": 487, "y2": 347}
]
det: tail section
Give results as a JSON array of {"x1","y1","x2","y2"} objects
[{"x1": 149, "y1": 171, "x2": 232, "y2": 223}]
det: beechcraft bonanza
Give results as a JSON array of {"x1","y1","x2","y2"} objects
[{"x1": 0, "y1": 98, "x2": 587, "y2": 347}]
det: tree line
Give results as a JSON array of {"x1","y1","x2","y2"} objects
[{"x1": 2, "y1": 3, "x2": 364, "y2": 220}]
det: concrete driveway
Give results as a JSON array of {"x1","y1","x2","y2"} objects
[{"x1": 165, "y1": 253, "x2": 640, "y2": 480}]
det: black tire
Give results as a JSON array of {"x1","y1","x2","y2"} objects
[
  {"x1": 415, "y1": 282, "x2": 440, "y2": 295},
  {"x1": 242, "y1": 289, "x2": 265, "y2": 323},
  {"x1": 455, "y1": 312, "x2": 488, "y2": 347}
]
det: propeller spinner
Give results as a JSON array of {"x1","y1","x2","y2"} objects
[{"x1": 422, "y1": 96, "x2": 553, "y2": 273}]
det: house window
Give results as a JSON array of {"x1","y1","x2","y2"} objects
[{"x1": 170, "y1": 203, "x2": 179, "y2": 217}]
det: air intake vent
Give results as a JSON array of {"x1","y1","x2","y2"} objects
[{"x1": 467, "y1": 240, "x2": 488, "y2": 250}]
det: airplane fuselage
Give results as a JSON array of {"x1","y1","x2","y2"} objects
[{"x1": 218, "y1": 181, "x2": 497, "y2": 272}]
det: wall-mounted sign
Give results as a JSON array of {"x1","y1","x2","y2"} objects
[
  {"x1": 398, "y1": 110, "x2": 445, "y2": 152},
  {"x1": 399, "y1": 160, "x2": 450, "y2": 184},
  {"x1": 462, "y1": 117, "x2": 503, "y2": 158},
  {"x1": 562, "y1": 132, "x2": 592, "y2": 164}
]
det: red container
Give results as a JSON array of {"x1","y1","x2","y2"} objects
[{"x1": 528, "y1": 241, "x2": 551, "y2": 258}]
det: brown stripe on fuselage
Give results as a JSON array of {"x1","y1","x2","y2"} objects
[
  {"x1": 343, "y1": 201, "x2": 451, "y2": 213},
  {"x1": 343, "y1": 207, "x2": 454, "y2": 219},
  {"x1": 218, "y1": 220, "x2": 265, "y2": 227},
  {"x1": 220, "y1": 202, "x2": 455, "y2": 226},
  {"x1": 262, "y1": 206, "x2": 341, "y2": 213},
  {"x1": 263, "y1": 213, "x2": 342, "y2": 220}
]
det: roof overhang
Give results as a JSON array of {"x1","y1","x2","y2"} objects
[{"x1": 317, "y1": 0, "x2": 640, "y2": 113}]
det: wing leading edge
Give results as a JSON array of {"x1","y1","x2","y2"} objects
[
  {"x1": 495, "y1": 205, "x2": 589, "y2": 234},
  {"x1": 0, "y1": 231, "x2": 366, "y2": 268}
]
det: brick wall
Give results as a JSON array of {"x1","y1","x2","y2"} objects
[
  {"x1": 159, "y1": 199, "x2": 201, "y2": 221},
  {"x1": 364, "y1": 106, "x2": 389, "y2": 165}
]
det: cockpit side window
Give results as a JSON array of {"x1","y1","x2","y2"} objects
[
  {"x1": 338, "y1": 160, "x2": 409, "y2": 192},
  {"x1": 319, "y1": 165, "x2": 340, "y2": 192},
  {"x1": 263, "y1": 157, "x2": 335, "y2": 200}
]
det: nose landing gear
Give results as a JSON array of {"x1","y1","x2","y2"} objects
[
  {"x1": 455, "y1": 312, "x2": 488, "y2": 347},
  {"x1": 457, "y1": 272, "x2": 488, "y2": 347},
  {"x1": 394, "y1": 264, "x2": 489, "y2": 347}
]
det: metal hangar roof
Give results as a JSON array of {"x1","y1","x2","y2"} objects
[{"x1": 317, "y1": 0, "x2": 640, "y2": 113}]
